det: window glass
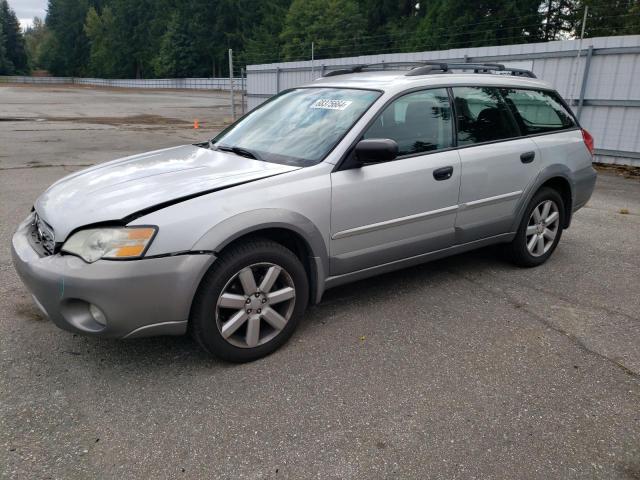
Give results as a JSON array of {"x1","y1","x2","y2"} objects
[
  {"x1": 452, "y1": 87, "x2": 520, "y2": 145},
  {"x1": 363, "y1": 88, "x2": 453, "y2": 156},
  {"x1": 212, "y1": 87, "x2": 381, "y2": 167},
  {"x1": 502, "y1": 89, "x2": 575, "y2": 134}
]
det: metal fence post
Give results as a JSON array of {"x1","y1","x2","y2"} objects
[
  {"x1": 576, "y1": 45, "x2": 593, "y2": 121},
  {"x1": 228, "y1": 49, "x2": 236, "y2": 121},
  {"x1": 275, "y1": 66, "x2": 280, "y2": 94},
  {"x1": 311, "y1": 41, "x2": 315, "y2": 80},
  {"x1": 241, "y1": 67, "x2": 246, "y2": 115}
]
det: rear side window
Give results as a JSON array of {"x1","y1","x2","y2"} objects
[
  {"x1": 452, "y1": 87, "x2": 520, "y2": 146},
  {"x1": 363, "y1": 88, "x2": 453, "y2": 156},
  {"x1": 502, "y1": 89, "x2": 576, "y2": 134}
]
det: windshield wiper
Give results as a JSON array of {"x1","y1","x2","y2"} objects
[{"x1": 214, "y1": 144, "x2": 261, "y2": 161}]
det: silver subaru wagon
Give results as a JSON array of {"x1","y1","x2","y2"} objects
[{"x1": 12, "y1": 62, "x2": 597, "y2": 362}]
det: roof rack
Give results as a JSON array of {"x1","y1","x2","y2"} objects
[
  {"x1": 322, "y1": 61, "x2": 536, "y2": 79},
  {"x1": 405, "y1": 62, "x2": 537, "y2": 78},
  {"x1": 322, "y1": 62, "x2": 413, "y2": 77}
]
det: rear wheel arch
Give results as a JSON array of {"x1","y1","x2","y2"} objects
[
  {"x1": 538, "y1": 176, "x2": 573, "y2": 228},
  {"x1": 513, "y1": 169, "x2": 574, "y2": 233}
]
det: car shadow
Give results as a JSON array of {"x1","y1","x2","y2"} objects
[{"x1": 22, "y1": 244, "x2": 514, "y2": 370}]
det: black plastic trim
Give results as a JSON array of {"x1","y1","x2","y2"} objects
[{"x1": 447, "y1": 87, "x2": 459, "y2": 148}]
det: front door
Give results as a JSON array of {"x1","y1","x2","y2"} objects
[{"x1": 330, "y1": 88, "x2": 461, "y2": 276}]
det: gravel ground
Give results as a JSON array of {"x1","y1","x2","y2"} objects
[{"x1": 1, "y1": 85, "x2": 639, "y2": 479}]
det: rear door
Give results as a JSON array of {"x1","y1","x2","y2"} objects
[
  {"x1": 453, "y1": 86, "x2": 540, "y2": 243},
  {"x1": 501, "y1": 87, "x2": 582, "y2": 171},
  {"x1": 330, "y1": 88, "x2": 461, "y2": 275}
]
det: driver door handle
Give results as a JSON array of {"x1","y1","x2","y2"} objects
[{"x1": 433, "y1": 166, "x2": 454, "y2": 181}]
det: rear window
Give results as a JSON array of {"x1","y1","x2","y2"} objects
[
  {"x1": 502, "y1": 89, "x2": 576, "y2": 135},
  {"x1": 452, "y1": 87, "x2": 520, "y2": 146}
]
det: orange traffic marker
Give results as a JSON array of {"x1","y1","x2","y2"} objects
[{"x1": 193, "y1": 119, "x2": 199, "y2": 129}]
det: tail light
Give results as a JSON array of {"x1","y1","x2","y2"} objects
[{"x1": 582, "y1": 128, "x2": 595, "y2": 155}]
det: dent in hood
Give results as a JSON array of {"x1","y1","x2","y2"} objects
[{"x1": 35, "y1": 144, "x2": 300, "y2": 241}]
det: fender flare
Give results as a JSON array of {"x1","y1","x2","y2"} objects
[
  {"x1": 192, "y1": 209, "x2": 329, "y2": 303},
  {"x1": 510, "y1": 164, "x2": 575, "y2": 232}
]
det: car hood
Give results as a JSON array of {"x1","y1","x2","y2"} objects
[{"x1": 35, "y1": 144, "x2": 300, "y2": 241}]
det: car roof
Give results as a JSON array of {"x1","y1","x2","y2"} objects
[{"x1": 309, "y1": 70, "x2": 554, "y2": 94}]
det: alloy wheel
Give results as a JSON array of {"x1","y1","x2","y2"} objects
[
  {"x1": 525, "y1": 199, "x2": 560, "y2": 257},
  {"x1": 215, "y1": 262, "x2": 296, "y2": 348}
]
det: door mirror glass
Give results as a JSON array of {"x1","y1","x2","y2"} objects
[{"x1": 354, "y1": 139, "x2": 399, "y2": 164}]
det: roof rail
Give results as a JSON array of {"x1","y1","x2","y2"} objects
[
  {"x1": 405, "y1": 62, "x2": 537, "y2": 78},
  {"x1": 323, "y1": 62, "x2": 417, "y2": 77},
  {"x1": 322, "y1": 61, "x2": 536, "y2": 79}
]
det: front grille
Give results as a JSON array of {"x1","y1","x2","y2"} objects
[{"x1": 29, "y1": 213, "x2": 56, "y2": 256}]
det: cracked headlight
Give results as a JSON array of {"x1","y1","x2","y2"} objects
[{"x1": 61, "y1": 227, "x2": 157, "y2": 263}]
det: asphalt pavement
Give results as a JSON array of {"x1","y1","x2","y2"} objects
[{"x1": 1, "y1": 85, "x2": 639, "y2": 479}]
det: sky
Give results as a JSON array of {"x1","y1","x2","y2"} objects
[{"x1": 8, "y1": 0, "x2": 47, "y2": 30}]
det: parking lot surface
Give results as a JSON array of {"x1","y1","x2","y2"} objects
[{"x1": 1, "y1": 85, "x2": 639, "y2": 479}]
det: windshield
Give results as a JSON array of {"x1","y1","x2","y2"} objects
[{"x1": 211, "y1": 87, "x2": 381, "y2": 166}]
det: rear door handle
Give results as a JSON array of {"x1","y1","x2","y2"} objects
[
  {"x1": 520, "y1": 151, "x2": 535, "y2": 163},
  {"x1": 433, "y1": 166, "x2": 454, "y2": 181}
]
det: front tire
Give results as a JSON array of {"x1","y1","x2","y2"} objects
[
  {"x1": 507, "y1": 187, "x2": 565, "y2": 268},
  {"x1": 190, "y1": 238, "x2": 309, "y2": 362}
]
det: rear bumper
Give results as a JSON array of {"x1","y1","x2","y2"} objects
[{"x1": 11, "y1": 217, "x2": 215, "y2": 339}]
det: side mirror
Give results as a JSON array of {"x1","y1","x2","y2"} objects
[{"x1": 354, "y1": 138, "x2": 398, "y2": 164}]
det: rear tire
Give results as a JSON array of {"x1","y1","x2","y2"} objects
[
  {"x1": 190, "y1": 238, "x2": 309, "y2": 362},
  {"x1": 507, "y1": 187, "x2": 565, "y2": 268}
]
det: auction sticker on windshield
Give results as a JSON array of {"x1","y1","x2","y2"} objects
[{"x1": 311, "y1": 99, "x2": 353, "y2": 110}]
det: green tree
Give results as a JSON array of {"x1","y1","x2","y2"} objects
[
  {"x1": 241, "y1": 0, "x2": 291, "y2": 66},
  {"x1": 280, "y1": 0, "x2": 367, "y2": 60},
  {"x1": 539, "y1": 0, "x2": 639, "y2": 40},
  {"x1": 153, "y1": 9, "x2": 200, "y2": 77},
  {"x1": 24, "y1": 17, "x2": 49, "y2": 70},
  {"x1": 581, "y1": 0, "x2": 638, "y2": 37},
  {"x1": 628, "y1": 2, "x2": 640, "y2": 33},
  {"x1": 0, "y1": 21, "x2": 12, "y2": 74},
  {"x1": 109, "y1": 0, "x2": 173, "y2": 78},
  {"x1": 45, "y1": 0, "x2": 94, "y2": 75},
  {"x1": 30, "y1": 0, "x2": 640, "y2": 79},
  {"x1": 539, "y1": 0, "x2": 576, "y2": 40},
  {"x1": 84, "y1": 6, "x2": 118, "y2": 76},
  {"x1": 351, "y1": 0, "x2": 421, "y2": 54},
  {"x1": 358, "y1": 0, "x2": 419, "y2": 33},
  {"x1": 0, "y1": 0, "x2": 28, "y2": 74},
  {"x1": 411, "y1": 0, "x2": 543, "y2": 51}
]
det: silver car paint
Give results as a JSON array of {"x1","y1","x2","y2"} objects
[
  {"x1": 455, "y1": 137, "x2": 542, "y2": 243},
  {"x1": 35, "y1": 144, "x2": 300, "y2": 241},
  {"x1": 12, "y1": 213, "x2": 215, "y2": 338},
  {"x1": 12, "y1": 71, "x2": 596, "y2": 339},
  {"x1": 330, "y1": 149, "x2": 461, "y2": 275}
]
